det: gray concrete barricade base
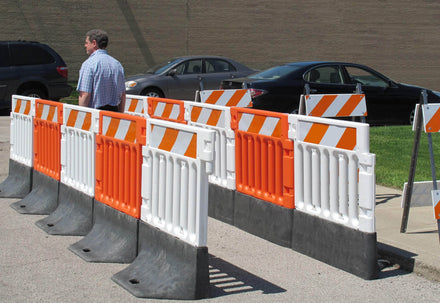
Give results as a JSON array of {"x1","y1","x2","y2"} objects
[
  {"x1": 291, "y1": 210, "x2": 379, "y2": 280},
  {"x1": 68, "y1": 201, "x2": 138, "y2": 263},
  {"x1": 0, "y1": 159, "x2": 32, "y2": 198},
  {"x1": 208, "y1": 183, "x2": 235, "y2": 225},
  {"x1": 112, "y1": 221, "x2": 210, "y2": 300},
  {"x1": 234, "y1": 191, "x2": 293, "y2": 248},
  {"x1": 10, "y1": 170, "x2": 59, "y2": 215},
  {"x1": 35, "y1": 183, "x2": 94, "y2": 236}
]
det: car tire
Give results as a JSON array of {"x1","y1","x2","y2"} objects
[
  {"x1": 141, "y1": 88, "x2": 164, "y2": 98},
  {"x1": 21, "y1": 87, "x2": 47, "y2": 99},
  {"x1": 290, "y1": 108, "x2": 299, "y2": 114},
  {"x1": 409, "y1": 108, "x2": 415, "y2": 126}
]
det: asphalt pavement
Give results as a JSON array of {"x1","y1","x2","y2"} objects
[{"x1": 0, "y1": 115, "x2": 439, "y2": 302}]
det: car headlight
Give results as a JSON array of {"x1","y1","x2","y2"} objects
[{"x1": 125, "y1": 81, "x2": 138, "y2": 89}]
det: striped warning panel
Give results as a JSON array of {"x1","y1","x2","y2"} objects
[
  {"x1": 431, "y1": 190, "x2": 440, "y2": 219},
  {"x1": 148, "y1": 97, "x2": 185, "y2": 123},
  {"x1": 305, "y1": 94, "x2": 367, "y2": 117},
  {"x1": 188, "y1": 105, "x2": 226, "y2": 128},
  {"x1": 200, "y1": 89, "x2": 252, "y2": 107},
  {"x1": 65, "y1": 107, "x2": 93, "y2": 131},
  {"x1": 298, "y1": 120, "x2": 357, "y2": 150},
  {"x1": 236, "y1": 112, "x2": 283, "y2": 138},
  {"x1": 125, "y1": 95, "x2": 145, "y2": 114},
  {"x1": 149, "y1": 123, "x2": 197, "y2": 158},
  {"x1": 13, "y1": 97, "x2": 33, "y2": 115},
  {"x1": 101, "y1": 115, "x2": 138, "y2": 143},
  {"x1": 422, "y1": 103, "x2": 440, "y2": 133},
  {"x1": 36, "y1": 99, "x2": 62, "y2": 123}
]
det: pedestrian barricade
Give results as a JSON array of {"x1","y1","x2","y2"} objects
[
  {"x1": 147, "y1": 97, "x2": 186, "y2": 123},
  {"x1": 69, "y1": 111, "x2": 146, "y2": 263},
  {"x1": 36, "y1": 105, "x2": 99, "y2": 235},
  {"x1": 124, "y1": 94, "x2": 147, "y2": 117},
  {"x1": 11, "y1": 99, "x2": 63, "y2": 215},
  {"x1": 112, "y1": 118, "x2": 214, "y2": 300},
  {"x1": 199, "y1": 89, "x2": 252, "y2": 107},
  {"x1": 288, "y1": 114, "x2": 377, "y2": 279},
  {"x1": 0, "y1": 95, "x2": 34, "y2": 198},
  {"x1": 299, "y1": 93, "x2": 367, "y2": 118}
]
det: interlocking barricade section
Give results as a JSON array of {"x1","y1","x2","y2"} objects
[
  {"x1": 302, "y1": 94, "x2": 367, "y2": 117},
  {"x1": 95, "y1": 111, "x2": 146, "y2": 218},
  {"x1": 141, "y1": 118, "x2": 215, "y2": 246},
  {"x1": 147, "y1": 97, "x2": 186, "y2": 123},
  {"x1": 124, "y1": 94, "x2": 148, "y2": 117},
  {"x1": 34, "y1": 99, "x2": 63, "y2": 180},
  {"x1": 230, "y1": 107, "x2": 294, "y2": 208},
  {"x1": 184, "y1": 102, "x2": 235, "y2": 189},
  {"x1": 200, "y1": 89, "x2": 252, "y2": 107},
  {"x1": 289, "y1": 114, "x2": 376, "y2": 232},
  {"x1": 10, "y1": 95, "x2": 35, "y2": 166},
  {"x1": 61, "y1": 105, "x2": 99, "y2": 196}
]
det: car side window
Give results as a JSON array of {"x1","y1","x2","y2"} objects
[
  {"x1": 205, "y1": 59, "x2": 236, "y2": 73},
  {"x1": 10, "y1": 44, "x2": 54, "y2": 66},
  {"x1": 304, "y1": 66, "x2": 344, "y2": 84},
  {"x1": 175, "y1": 59, "x2": 203, "y2": 75},
  {"x1": 345, "y1": 66, "x2": 388, "y2": 87}
]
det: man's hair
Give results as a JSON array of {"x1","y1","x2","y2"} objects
[{"x1": 86, "y1": 29, "x2": 108, "y2": 49}]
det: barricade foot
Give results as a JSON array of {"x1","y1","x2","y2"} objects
[
  {"x1": 0, "y1": 159, "x2": 32, "y2": 198},
  {"x1": 10, "y1": 170, "x2": 59, "y2": 215},
  {"x1": 291, "y1": 210, "x2": 379, "y2": 280},
  {"x1": 35, "y1": 183, "x2": 93, "y2": 236},
  {"x1": 234, "y1": 191, "x2": 293, "y2": 247},
  {"x1": 68, "y1": 201, "x2": 138, "y2": 263},
  {"x1": 208, "y1": 183, "x2": 235, "y2": 225},
  {"x1": 112, "y1": 221, "x2": 210, "y2": 300}
]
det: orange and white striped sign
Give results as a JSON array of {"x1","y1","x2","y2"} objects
[
  {"x1": 422, "y1": 103, "x2": 440, "y2": 133},
  {"x1": 65, "y1": 108, "x2": 93, "y2": 131},
  {"x1": 431, "y1": 190, "x2": 440, "y2": 219},
  {"x1": 148, "y1": 97, "x2": 185, "y2": 123},
  {"x1": 304, "y1": 94, "x2": 367, "y2": 118},
  {"x1": 125, "y1": 95, "x2": 145, "y2": 114},
  {"x1": 36, "y1": 99, "x2": 63, "y2": 123},
  {"x1": 188, "y1": 105, "x2": 227, "y2": 128},
  {"x1": 101, "y1": 115, "x2": 142, "y2": 144},
  {"x1": 235, "y1": 112, "x2": 284, "y2": 138},
  {"x1": 149, "y1": 123, "x2": 197, "y2": 158},
  {"x1": 13, "y1": 96, "x2": 33, "y2": 115},
  {"x1": 200, "y1": 89, "x2": 252, "y2": 107},
  {"x1": 298, "y1": 120, "x2": 357, "y2": 150}
]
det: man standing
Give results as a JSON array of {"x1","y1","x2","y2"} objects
[{"x1": 77, "y1": 29, "x2": 126, "y2": 112}]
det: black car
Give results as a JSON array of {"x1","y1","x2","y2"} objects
[
  {"x1": 221, "y1": 61, "x2": 440, "y2": 125},
  {"x1": 0, "y1": 41, "x2": 72, "y2": 109},
  {"x1": 125, "y1": 55, "x2": 256, "y2": 101}
]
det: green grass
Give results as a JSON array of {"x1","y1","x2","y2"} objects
[
  {"x1": 370, "y1": 125, "x2": 440, "y2": 189},
  {"x1": 60, "y1": 82, "x2": 79, "y2": 105}
]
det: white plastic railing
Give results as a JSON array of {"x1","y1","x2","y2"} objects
[
  {"x1": 10, "y1": 95, "x2": 35, "y2": 167},
  {"x1": 184, "y1": 101, "x2": 235, "y2": 189},
  {"x1": 61, "y1": 104, "x2": 99, "y2": 196},
  {"x1": 141, "y1": 119, "x2": 215, "y2": 246},
  {"x1": 124, "y1": 94, "x2": 148, "y2": 117},
  {"x1": 289, "y1": 114, "x2": 376, "y2": 232}
]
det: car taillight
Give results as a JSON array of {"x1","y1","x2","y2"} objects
[
  {"x1": 56, "y1": 66, "x2": 68, "y2": 78},
  {"x1": 249, "y1": 88, "x2": 266, "y2": 98}
]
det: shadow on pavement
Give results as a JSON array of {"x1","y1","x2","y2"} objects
[
  {"x1": 209, "y1": 255, "x2": 286, "y2": 298},
  {"x1": 376, "y1": 193, "x2": 401, "y2": 205},
  {"x1": 377, "y1": 242, "x2": 415, "y2": 279}
]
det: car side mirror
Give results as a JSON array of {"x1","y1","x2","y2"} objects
[{"x1": 167, "y1": 69, "x2": 177, "y2": 77}]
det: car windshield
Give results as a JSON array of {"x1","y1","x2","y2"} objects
[
  {"x1": 145, "y1": 58, "x2": 184, "y2": 74},
  {"x1": 249, "y1": 65, "x2": 302, "y2": 80}
]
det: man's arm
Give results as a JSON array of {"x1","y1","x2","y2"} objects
[
  {"x1": 118, "y1": 92, "x2": 126, "y2": 112},
  {"x1": 78, "y1": 91, "x2": 91, "y2": 107}
]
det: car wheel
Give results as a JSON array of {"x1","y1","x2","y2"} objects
[
  {"x1": 142, "y1": 88, "x2": 164, "y2": 98},
  {"x1": 291, "y1": 108, "x2": 299, "y2": 114},
  {"x1": 21, "y1": 87, "x2": 47, "y2": 99},
  {"x1": 409, "y1": 108, "x2": 415, "y2": 125}
]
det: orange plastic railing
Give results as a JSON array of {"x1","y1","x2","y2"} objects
[
  {"x1": 33, "y1": 99, "x2": 63, "y2": 180},
  {"x1": 95, "y1": 111, "x2": 146, "y2": 219},
  {"x1": 231, "y1": 107, "x2": 294, "y2": 208},
  {"x1": 147, "y1": 97, "x2": 187, "y2": 123}
]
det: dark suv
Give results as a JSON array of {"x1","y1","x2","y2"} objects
[{"x1": 0, "y1": 41, "x2": 72, "y2": 109}]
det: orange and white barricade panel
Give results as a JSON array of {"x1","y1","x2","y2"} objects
[
  {"x1": 95, "y1": 111, "x2": 146, "y2": 219},
  {"x1": 124, "y1": 94, "x2": 148, "y2": 117},
  {"x1": 200, "y1": 89, "x2": 252, "y2": 107},
  {"x1": 289, "y1": 114, "x2": 375, "y2": 232},
  {"x1": 185, "y1": 102, "x2": 235, "y2": 189},
  {"x1": 300, "y1": 94, "x2": 367, "y2": 118},
  {"x1": 230, "y1": 107, "x2": 294, "y2": 208},
  {"x1": 147, "y1": 97, "x2": 186, "y2": 123},
  {"x1": 141, "y1": 118, "x2": 215, "y2": 246},
  {"x1": 10, "y1": 95, "x2": 35, "y2": 167},
  {"x1": 61, "y1": 104, "x2": 99, "y2": 196},
  {"x1": 431, "y1": 190, "x2": 440, "y2": 220}
]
